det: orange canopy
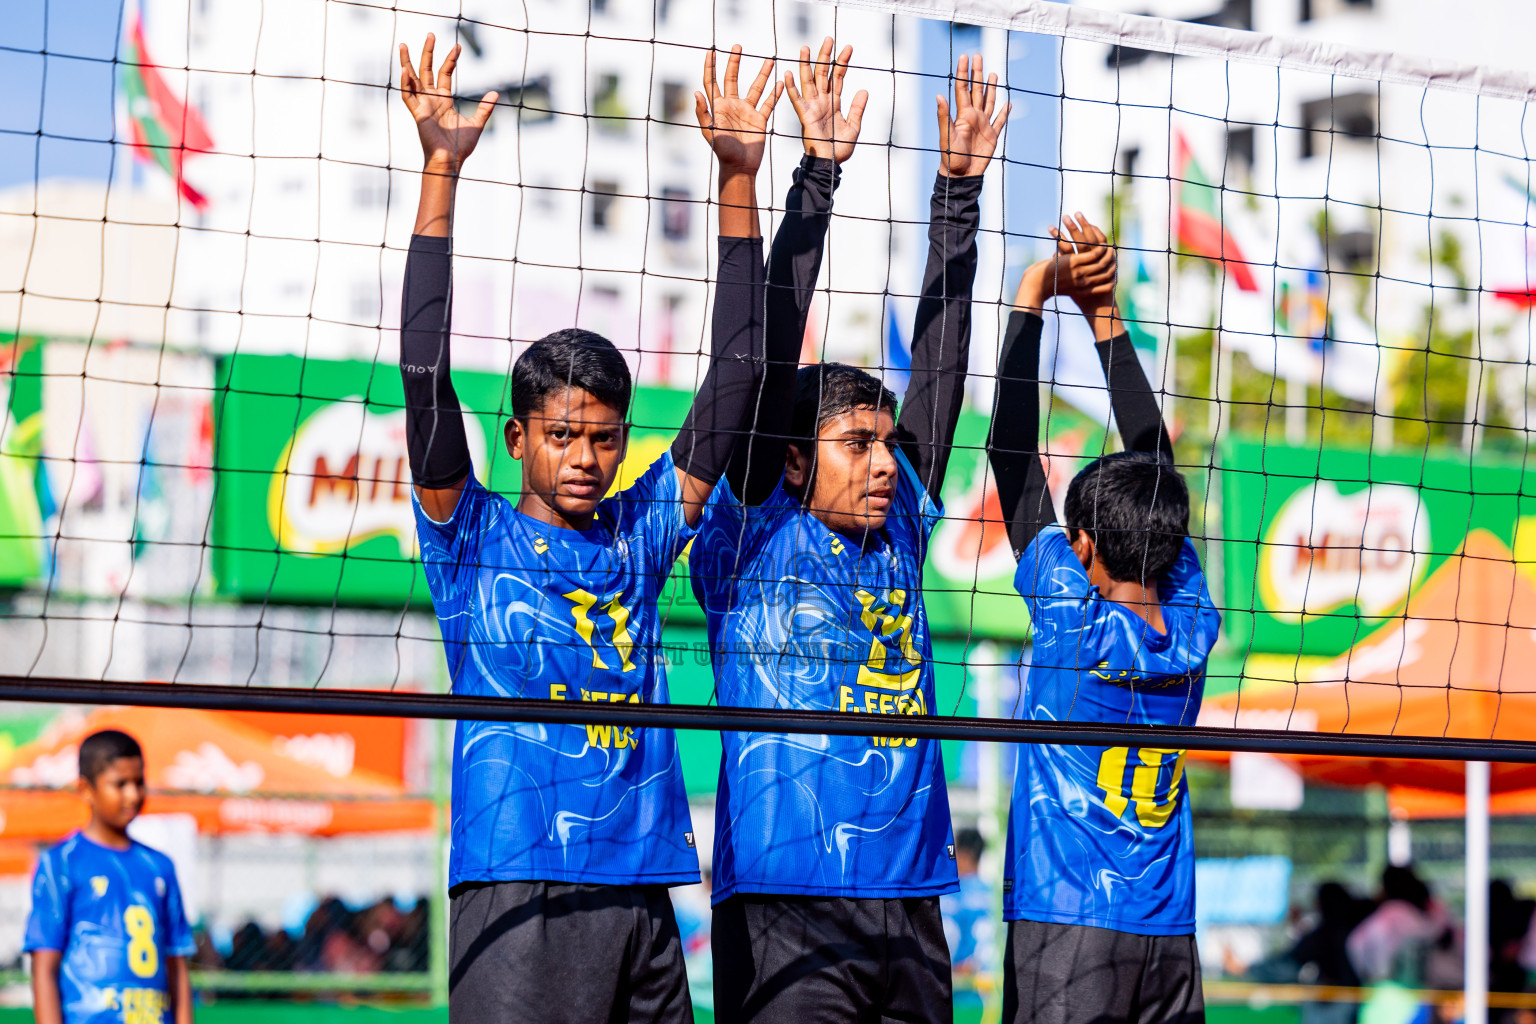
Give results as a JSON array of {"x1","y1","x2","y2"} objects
[
  {"x1": 1196, "y1": 530, "x2": 1536, "y2": 815},
  {"x1": 0, "y1": 705, "x2": 434, "y2": 839}
]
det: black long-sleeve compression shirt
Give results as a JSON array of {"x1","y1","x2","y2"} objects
[
  {"x1": 896, "y1": 172, "x2": 985, "y2": 502},
  {"x1": 726, "y1": 155, "x2": 840, "y2": 506},
  {"x1": 400, "y1": 235, "x2": 471, "y2": 490}
]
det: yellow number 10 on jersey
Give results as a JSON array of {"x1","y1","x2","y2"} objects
[
  {"x1": 124, "y1": 905, "x2": 158, "y2": 978},
  {"x1": 1095, "y1": 747, "x2": 1187, "y2": 828}
]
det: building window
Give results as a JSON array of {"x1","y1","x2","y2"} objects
[
  {"x1": 660, "y1": 81, "x2": 689, "y2": 127},
  {"x1": 1301, "y1": 0, "x2": 1373, "y2": 21},
  {"x1": 660, "y1": 187, "x2": 691, "y2": 241},
  {"x1": 793, "y1": 5, "x2": 812, "y2": 37},
  {"x1": 591, "y1": 0, "x2": 608, "y2": 14},
  {"x1": 1226, "y1": 127, "x2": 1255, "y2": 175},
  {"x1": 592, "y1": 73, "x2": 628, "y2": 135},
  {"x1": 589, "y1": 180, "x2": 620, "y2": 231},
  {"x1": 1300, "y1": 92, "x2": 1377, "y2": 159},
  {"x1": 1119, "y1": 146, "x2": 1140, "y2": 180}
]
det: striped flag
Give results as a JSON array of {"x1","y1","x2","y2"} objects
[
  {"x1": 122, "y1": 17, "x2": 213, "y2": 209},
  {"x1": 1173, "y1": 131, "x2": 1258, "y2": 292}
]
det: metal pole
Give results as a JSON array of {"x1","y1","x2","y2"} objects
[{"x1": 1465, "y1": 760, "x2": 1490, "y2": 1024}]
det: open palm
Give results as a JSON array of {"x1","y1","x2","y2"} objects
[
  {"x1": 937, "y1": 54, "x2": 1009, "y2": 177},
  {"x1": 399, "y1": 34, "x2": 496, "y2": 170},
  {"x1": 695, "y1": 46, "x2": 781, "y2": 174},
  {"x1": 784, "y1": 38, "x2": 868, "y2": 165}
]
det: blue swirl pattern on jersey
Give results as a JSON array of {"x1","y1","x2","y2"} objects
[
  {"x1": 25, "y1": 833, "x2": 195, "y2": 1024},
  {"x1": 415, "y1": 453, "x2": 699, "y2": 888},
  {"x1": 1004, "y1": 525, "x2": 1220, "y2": 935},
  {"x1": 692, "y1": 451, "x2": 958, "y2": 902}
]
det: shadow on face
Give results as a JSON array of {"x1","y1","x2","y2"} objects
[
  {"x1": 785, "y1": 405, "x2": 899, "y2": 539},
  {"x1": 505, "y1": 386, "x2": 628, "y2": 529}
]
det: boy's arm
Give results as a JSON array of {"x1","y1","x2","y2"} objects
[
  {"x1": 30, "y1": 950, "x2": 63, "y2": 1024},
  {"x1": 670, "y1": 46, "x2": 783, "y2": 526},
  {"x1": 896, "y1": 55, "x2": 1009, "y2": 501},
  {"x1": 988, "y1": 308, "x2": 1055, "y2": 557},
  {"x1": 1058, "y1": 215, "x2": 1173, "y2": 459},
  {"x1": 169, "y1": 956, "x2": 193, "y2": 1024},
  {"x1": 727, "y1": 39, "x2": 865, "y2": 506},
  {"x1": 396, "y1": 35, "x2": 496, "y2": 523}
]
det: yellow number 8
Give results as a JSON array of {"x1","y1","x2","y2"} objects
[
  {"x1": 1095, "y1": 747, "x2": 1187, "y2": 829},
  {"x1": 124, "y1": 905, "x2": 158, "y2": 978}
]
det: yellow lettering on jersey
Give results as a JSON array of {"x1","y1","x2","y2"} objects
[
  {"x1": 585, "y1": 724, "x2": 612, "y2": 748},
  {"x1": 121, "y1": 987, "x2": 168, "y2": 1024},
  {"x1": 839, "y1": 686, "x2": 855, "y2": 712},
  {"x1": 603, "y1": 596, "x2": 636, "y2": 672},
  {"x1": 549, "y1": 684, "x2": 567, "y2": 701}
]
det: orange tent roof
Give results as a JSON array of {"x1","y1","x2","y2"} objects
[
  {"x1": 1196, "y1": 530, "x2": 1536, "y2": 812},
  {"x1": 0, "y1": 705, "x2": 434, "y2": 838}
]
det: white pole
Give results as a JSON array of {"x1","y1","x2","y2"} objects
[{"x1": 1465, "y1": 760, "x2": 1491, "y2": 1024}]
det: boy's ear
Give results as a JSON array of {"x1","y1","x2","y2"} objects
[
  {"x1": 1069, "y1": 528, "x2": 1096, "y2": 571},
  {"x1": 783, "y1": 442, "x2": 811, "y2": 491},
  {"x1": 505, "y1": 417, "x2": 525, "y2": 459}
]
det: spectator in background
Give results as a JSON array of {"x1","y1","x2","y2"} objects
[
  {"x1": 1490, "y1": 881, "x2": 1534, "y2": 1024},
  {"x1": 1288, "y1": 882, "x2": 1371, "y2": 1024},
  {"x1": 941, "y1": 828, "x2": 997, "y2": 1010},
  {"x1": 1348, "y1": 866, "x2": 1460, "y2": 989}
]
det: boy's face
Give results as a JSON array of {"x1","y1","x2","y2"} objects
[
  {"x1": 78, "y1": 756, "x2": 146, "y2": 831},
  {"x1": 785, "y1": 405, "x2": 899, "y2": 538},
  {"x1": 505, "y1": 386, "x2": 627, "y2": 529}
]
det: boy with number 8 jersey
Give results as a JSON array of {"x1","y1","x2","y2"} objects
[
  {"x1": 987, "y1": 214, "x2": 1221, "y2": 1024},
  {"x1": 26, "y1": 730, "x2": 195, "y2": 1024}
]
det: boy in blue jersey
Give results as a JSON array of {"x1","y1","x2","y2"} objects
[
  {"x1": 690, "y1": 51, "x2": 1009, "y2": 1023},
  {"x1": 987, "y1": 215, "x2": 1222, "y2": 1024},
  {"x1": 394, "y1": 34, "x2": 833, "y2": 1024},
  {"x1": 26, "y1": 730, "x2": 195, "y2": 1024}
]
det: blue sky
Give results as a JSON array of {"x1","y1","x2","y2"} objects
[{"x1": 0, "y1": 0, "x2": 127, "y2": 189}]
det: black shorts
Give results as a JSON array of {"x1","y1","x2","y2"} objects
[
  {"x1": 1002, "y1": 919, "x2": 1204, "y2": 1024},
  {"x1": 449, "y1": 881, "x2": 692, "y2": 1024},
  {"x1": 712, "y1": 894, "x2": 952, "y2": 1024}
]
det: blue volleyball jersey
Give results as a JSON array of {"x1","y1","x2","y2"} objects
[
  {"x1": 1004, "y1": 524, "x2": 1220, "y2": 935},
  {"x1": 25, "y1": 833, "x2": 194, "y2": 1024},
  {"x1": 691, "y1": 451, "x2": 958, "y2": 902},
  {"x1": 415, "y1": 452, "x2": 699, "y2": 888}
]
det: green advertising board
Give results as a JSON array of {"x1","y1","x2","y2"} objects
[
  {"x1": 0, "y1": 336, "x2": 45, "y2": 587},
  {"x1": 211, "y1": 353, "x2": 1037, "y2": 639},
  {"x1": 1218, "y1": 438, "x2": 1536, "y2": 657}
]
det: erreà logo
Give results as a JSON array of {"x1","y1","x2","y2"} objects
[
  {"x1": 268, "y1": 400, "x2": 487, "y2": 558},
  {"x1": 1257, "y1": 480, "x2": 1429, "y2": 622}
]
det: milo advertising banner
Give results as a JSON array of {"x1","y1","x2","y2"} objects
[
  {"x1": 212, "y1": 353, "x2": 1052, "y2": 639},
  {"x1": 1219, "y1": 439, "x2": 1536, "y2": 656}
]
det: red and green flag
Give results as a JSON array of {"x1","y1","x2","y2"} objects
[
  {"x1": 122, "y1": 17, "x2": 213, "y2": 209},
  {"x1": 1173, "y1": 131, "x2": 1258, "y2": 292}
]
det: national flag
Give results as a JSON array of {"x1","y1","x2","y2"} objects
[
  {"x1": 1277, "y1": 269, "x2": 1329, "y2": 353},
  {"x1": 1493, "y1": 173, "x2": 1536, "y2": 307},
  {"x1": 121, "y1": 17, "x2": 213, "y2": 209},
  {"x1": 1173, "y1": 132, "x2": 1259, "y2": 292},
  {"x1": 1117, "y1": 218, "x2": 1161, "y2": 355}
]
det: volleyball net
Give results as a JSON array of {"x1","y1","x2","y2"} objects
[{"x1": 2, "y1": 0, "x2": 1536, "y2": 767}]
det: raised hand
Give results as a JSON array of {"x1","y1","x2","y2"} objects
[
  {"x1": 937, "y1": 54, "x2": 1009, "y2": 177},
  {"x1": 399, "y1": 34, "x2": 496, "y2": 173},
  {"x1": 783, "y1": 37, "x2": 868, "y2": 164},
  {"x1": 695, "y1": 45, "x2": 782, "y2": 176},
  {"x1": 1015, "y1": 213, "x2": 1120, "y2": 335}
]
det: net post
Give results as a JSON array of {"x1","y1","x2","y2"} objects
[{"x1": 1465, "y1": 761, "x2": 1491, "y2": 1024}]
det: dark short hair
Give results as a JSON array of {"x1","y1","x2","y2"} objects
[
  {"x1": 789, "y1": 362, "x2": 897, "y2": 447},
  {"x1": 1063, "y1": 451, "x2": 1189, "y2": 585},
  {"x1": 955, "y1": 827, "x2": 985, "y2": 860},
  {"x1": 79, "y1": 729, "x2": 144, "y2": 782},
  {"x1": 511, "y1": 328, "x2": 632, "y2": 420}
]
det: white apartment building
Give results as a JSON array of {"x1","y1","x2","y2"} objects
[
  {"x1": 134, "y1": 0, "x2": 949, "y2": 389},
  {"x1": 1051, "y1": 0, "x2": 1536, "y2": 434}
]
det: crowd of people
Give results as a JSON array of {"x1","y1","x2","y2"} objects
[
  {"x1": 191, "y1": 896, "x2": 430, "y2": 976},
  {"x1": 1253, "y1": 866, "x2": 1536, "y2": 1022}
]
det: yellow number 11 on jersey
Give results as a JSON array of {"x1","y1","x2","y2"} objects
[
  {"x1": 1095, "y1": 747, "x2": 1187, "y2": 828},
  {"x1": 565, "y1": 589, "x2": 636, "y2": 672}
]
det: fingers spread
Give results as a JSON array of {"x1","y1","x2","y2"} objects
[
  {"x1": 472, "y1": 91, "x2": 498, "y2": 127},
  {"x1": 694, "y1": 90, "x2": 711, "y2": 131},
  {"x1": 831, "y1": 44, "x2": 853, "y2": 103},
  {"x1": 759, "y1": 79, "x2": 785, "y2": 118},
  {"x1": 970, "y1": 54, "x2": 985, "y2": 108},
  {"x1": 438, "y1": 44, "x2": 461, "y2": 91},
  {"x1": 798, "y1": 45, "x2": 814, "y2": 97},
  {"x1": 990, "y1": 101, "x2": 1012, "y2": 134},
  {"x1": 704, "y1": 50, "x2": 720, "y2": 102},
  {"x1": 783, "y1": 71, "x2": 805, "y2": 116},
  {"x1": 982, "y1": 73, "x2": 998, "y2": 117},
  {"x1": 847, "y1": 89, "x2": 869, "y2": 132},
  {"x1": 814, "y1": 37, "x2": 834, "y2": 92}
]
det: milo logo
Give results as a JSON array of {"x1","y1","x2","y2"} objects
[{"x1": 268, "y1": 399, "x2": 487, "y2": 557}]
